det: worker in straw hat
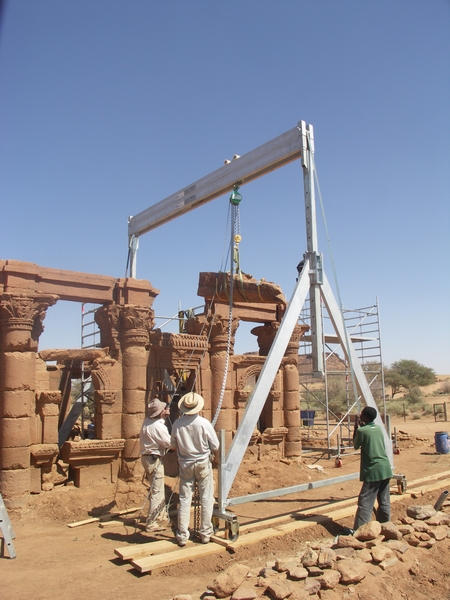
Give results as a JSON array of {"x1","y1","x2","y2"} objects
[
  {"x1": 170, "y1": 392, "x2": 219, "y2": 547},
  {"x1": 139, "y1": 398, "x2": 171, "y2": 532}
]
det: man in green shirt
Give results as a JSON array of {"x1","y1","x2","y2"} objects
[{"x1": 353, "y1": 406, "x2": 393, "y2": 530}]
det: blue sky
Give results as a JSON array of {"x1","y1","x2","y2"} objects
[{"x1": 0, "y1": 1, "x2": 449, "y2": 373}]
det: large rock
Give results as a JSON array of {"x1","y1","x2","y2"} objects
[
  {"x1": 208, "y1": 564, "x2": 250, "y2": 599},
  {"x1": 354, "y1": 521, "x2": 381, "y2": 541},
  {"x1": 406, "y1": 505, "x2": 437, "y2": 520},
  {"x1": 335, "y1": 558, "x2": 369, "y2": 584},
  {"x1": 266, "y1": 579, "x2": 293, "y2": 600},
  {"x1": 316, "y1": 569, "x2": 341, "y2": 589}
]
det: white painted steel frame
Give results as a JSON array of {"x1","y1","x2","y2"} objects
[
  {"x1": 128, "y1": 126, "x2": 303, "y2": 237},
  {"x1": 127, "y1": 120, "x2": 393, "y2": 515}
]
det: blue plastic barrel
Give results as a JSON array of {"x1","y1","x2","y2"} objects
[
  {"x1": 435, "y1": 431, "x2": 450, "y2": 454},
  {"x1": 300, "y1": 410, "x2": 316, "y2": 427}
]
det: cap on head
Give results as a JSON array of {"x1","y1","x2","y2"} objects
[
  {"x1": 147, "y1": 399, "x2": 168, "y2": 419},
  {"x1": 178, "y1": 392, "x2": 204, "y2": 415},
  {"x1": 361, "y1": 406, "x2": 377, "y2": 422}
]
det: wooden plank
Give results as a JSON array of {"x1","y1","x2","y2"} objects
[
  {"x1": 115, "y1": 539, "x2": 191, "y2": 561},
  {"x1": 67, "y1": 507, "x2": 141, "y2": 528},
  {"x1": 131, "y1": 543, "x2": 224, "y2": 573}
]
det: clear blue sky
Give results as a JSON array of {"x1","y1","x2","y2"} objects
[{"x1": 0, "y1": 1, "x2": 449, "y2": 373}]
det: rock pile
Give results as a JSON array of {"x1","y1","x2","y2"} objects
[{"x1": 170, "y1": 503, "x2": 450, "y2": 600}]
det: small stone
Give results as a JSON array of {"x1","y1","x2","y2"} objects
[
  {"x1": 355, "y1": 548, "x2": 372, "y2": 562},
  {"x1": 380, "y1": 522, "x2": 403, "y2": 540},
  {"x1": 303, "y1": 578, "x2": 321, "y2": 595},
  {"x1": 306, "y1": 566, "x2": 323, "y2": 577},
  {"x1": 335, "y1": 535, "x2": 365, "y2": 550},
  {"x1": 428, "y1": 525, "x2": 448, "y2": 541},
  {"x1": 412, "y1": 521, "x2": 431, "y2": 533},
  {"x1": 379, "y1": 556, "x2": 399, "y2": 571},
  {"x1": 318, "y1": 548, "x2": 336, "y2": 568},
  {"x1": 397, "y1": 524, "x2": 414, "y2": 535},
  {"x1": 385, "y1": 539, "x2": 409, "y2": 554},
  {"x1": 427, "y1": 512, "x2": 450, "y2": 525},
  {"x1": 301, "y1": 548, "x2": 318, "y2": 567},
  {"x1": 208, "y1": 564, "x2": 250, "y2": 598},
  {"x1": 418, "y1": 538, "x2": 436, "y2": 549},
  {"x1": 275, "y1": 560, "x2": 293, "y2": 573},
  {"x1": 231, "y1": 585, "x2": 257, "y2": 600},
  {"x1": 371, "y1": 545, "x2": 393, "y2": 563},
  {"x1": 335, "y1": 558, "x2": 369, "y2": 584},
  {"x1": 334, "y1": 547, "x2": 355, "y2": 560},
  {"x1": 266, "y1": 579, "x2": 293, "y2": 600},
  {"x1": 316, "y1": 569, "x2": 341, "y2": 589},
  {"x1": 404, "y1": 533, "x2": 421, "y2": 547},
  {"x1": 406, "y1": 505, "x2": 437, "y2": 520},
  {"x1": 354, "y1": 521, "x2": 382, "y2": 541},
  {"x1": 287, "y1": 566, "x2": 308, "y2": 580}
]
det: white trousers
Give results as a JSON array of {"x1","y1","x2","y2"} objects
[
  {"x1": 177, "y1": 457, "x2": 214, "y2": 543},
  {"x1": 141, "y1": 455, "x2": 166, "y2": 526}
]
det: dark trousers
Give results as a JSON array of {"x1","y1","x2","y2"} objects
[{"x1": 353, "y1": 478, "x2": 391, "y2": 530}]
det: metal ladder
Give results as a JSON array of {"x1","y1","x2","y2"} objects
[{"x1": 0, "y1": 493, "x2": 16, "y2": 558}]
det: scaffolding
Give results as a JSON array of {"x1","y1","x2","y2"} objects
[
  {"x1": 299, "y1": 297, "x2": 386, "y2": 458},
  {"x1": 80, "y1": 303, "x2": 101, "y2": 438}
]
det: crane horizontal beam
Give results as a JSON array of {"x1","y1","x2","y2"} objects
[{"x1": 128, "y1": 125, "x2": 302, "y2": 237}]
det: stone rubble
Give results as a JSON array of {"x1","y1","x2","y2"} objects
[{"x1": 169, "y1": 503, "x2": 450, "y2": 600}]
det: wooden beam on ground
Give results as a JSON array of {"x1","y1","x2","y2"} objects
[{"x1": 67, "y1": 507, "x2": 141, "y2": 528}]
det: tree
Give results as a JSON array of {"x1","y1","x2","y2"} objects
[{"x1": 384, "y1": 359, "x2": 435, "y2": 398}]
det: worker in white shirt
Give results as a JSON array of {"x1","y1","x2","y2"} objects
[
  {"x1": 140, "y1": 398, "x2": 171, "y2": 532},
  {"x1": 170, "y1": 392, "x2": 219, "y2": 547}
]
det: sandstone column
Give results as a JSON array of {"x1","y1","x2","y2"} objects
[
  {"x1": 283, "y1": 324, "x2": 308, "y2": 458},
  {"x1": 0, "y1": 293, "x2": 58, "y2": 506},
  {"x1": 208, "y1": 313, "x2": 239, "y2": 446}
]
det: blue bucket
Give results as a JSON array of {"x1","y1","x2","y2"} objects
[
  {"x1": 300, "y1": 410, "x2": 316, "y2": 427},
  {"x1": 435, "y1": 431, "x2": 450, "y2": 454}
]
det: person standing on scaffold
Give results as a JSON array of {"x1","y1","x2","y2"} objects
[{"x1": 139, "y1": 398, "x2": 171, "y2": 532}]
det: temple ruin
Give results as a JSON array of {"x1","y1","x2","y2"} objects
[{"x1": 0, "y1": 259, "x2": 309, "y2": 508}]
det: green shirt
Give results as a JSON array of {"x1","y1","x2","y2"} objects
[{"x1": 353, "y1": 422, "x2": 393, "y2": 482}]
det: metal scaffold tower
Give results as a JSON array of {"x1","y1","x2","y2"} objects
[{"x1": 298, "y1": 298, "x2": 386, "y2": 459}]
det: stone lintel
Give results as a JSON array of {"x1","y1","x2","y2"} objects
[
  {"x1": 39, "y1": 348, "x2": 108, "y2": 363},
  {"x1": 60, "y1": 439, "x2": 125, "y2": 466},
  {"x1": 213, "y1": 300, "x2": 282, "y2": 323},
  {"x1": 115, "y1": 278, "x2": 159, "y2": 307},
  {"x1": 1, "y1": 260, "x2": 117, "y2": 303}
]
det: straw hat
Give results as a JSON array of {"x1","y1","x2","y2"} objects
[
  {"x1": 178, "y1": 392, "x2": 204, "y2": 415},
  {"x1": 147, "y1": 399, "x2": 168, "y2": 419}
]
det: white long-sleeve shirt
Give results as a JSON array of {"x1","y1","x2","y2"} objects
[
  {"x1": 171, "y1": 414, "x2": 219, "y2": 467},
  {"x1": 140, "y1": 417, "x2": 171, "y2": 457}
]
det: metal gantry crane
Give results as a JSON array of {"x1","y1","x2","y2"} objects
[{"x1": 127, "y1": 121, "x2": 400, "y2": 539}]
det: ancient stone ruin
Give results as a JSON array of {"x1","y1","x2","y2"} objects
[{"x1": 0, "y1": 260, "x2": 309, "y2": 508}]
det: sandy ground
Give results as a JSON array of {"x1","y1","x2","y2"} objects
[{"x1": 2, "y1": 410, "x2": 450, "y2": 600}]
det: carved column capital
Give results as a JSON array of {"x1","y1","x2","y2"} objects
[
  {"x1": 251, "y1": 322, "x2": 280, "y2": 357},
  {"x1": 0, "y1": 293, "x2": 59, "y2": 351},
  {"x1": 285, "y1": 323, "x2": 309, "y2": 357},
  {"x1": 207, "y1": 314, "x2": 240, "y2": 354}
]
